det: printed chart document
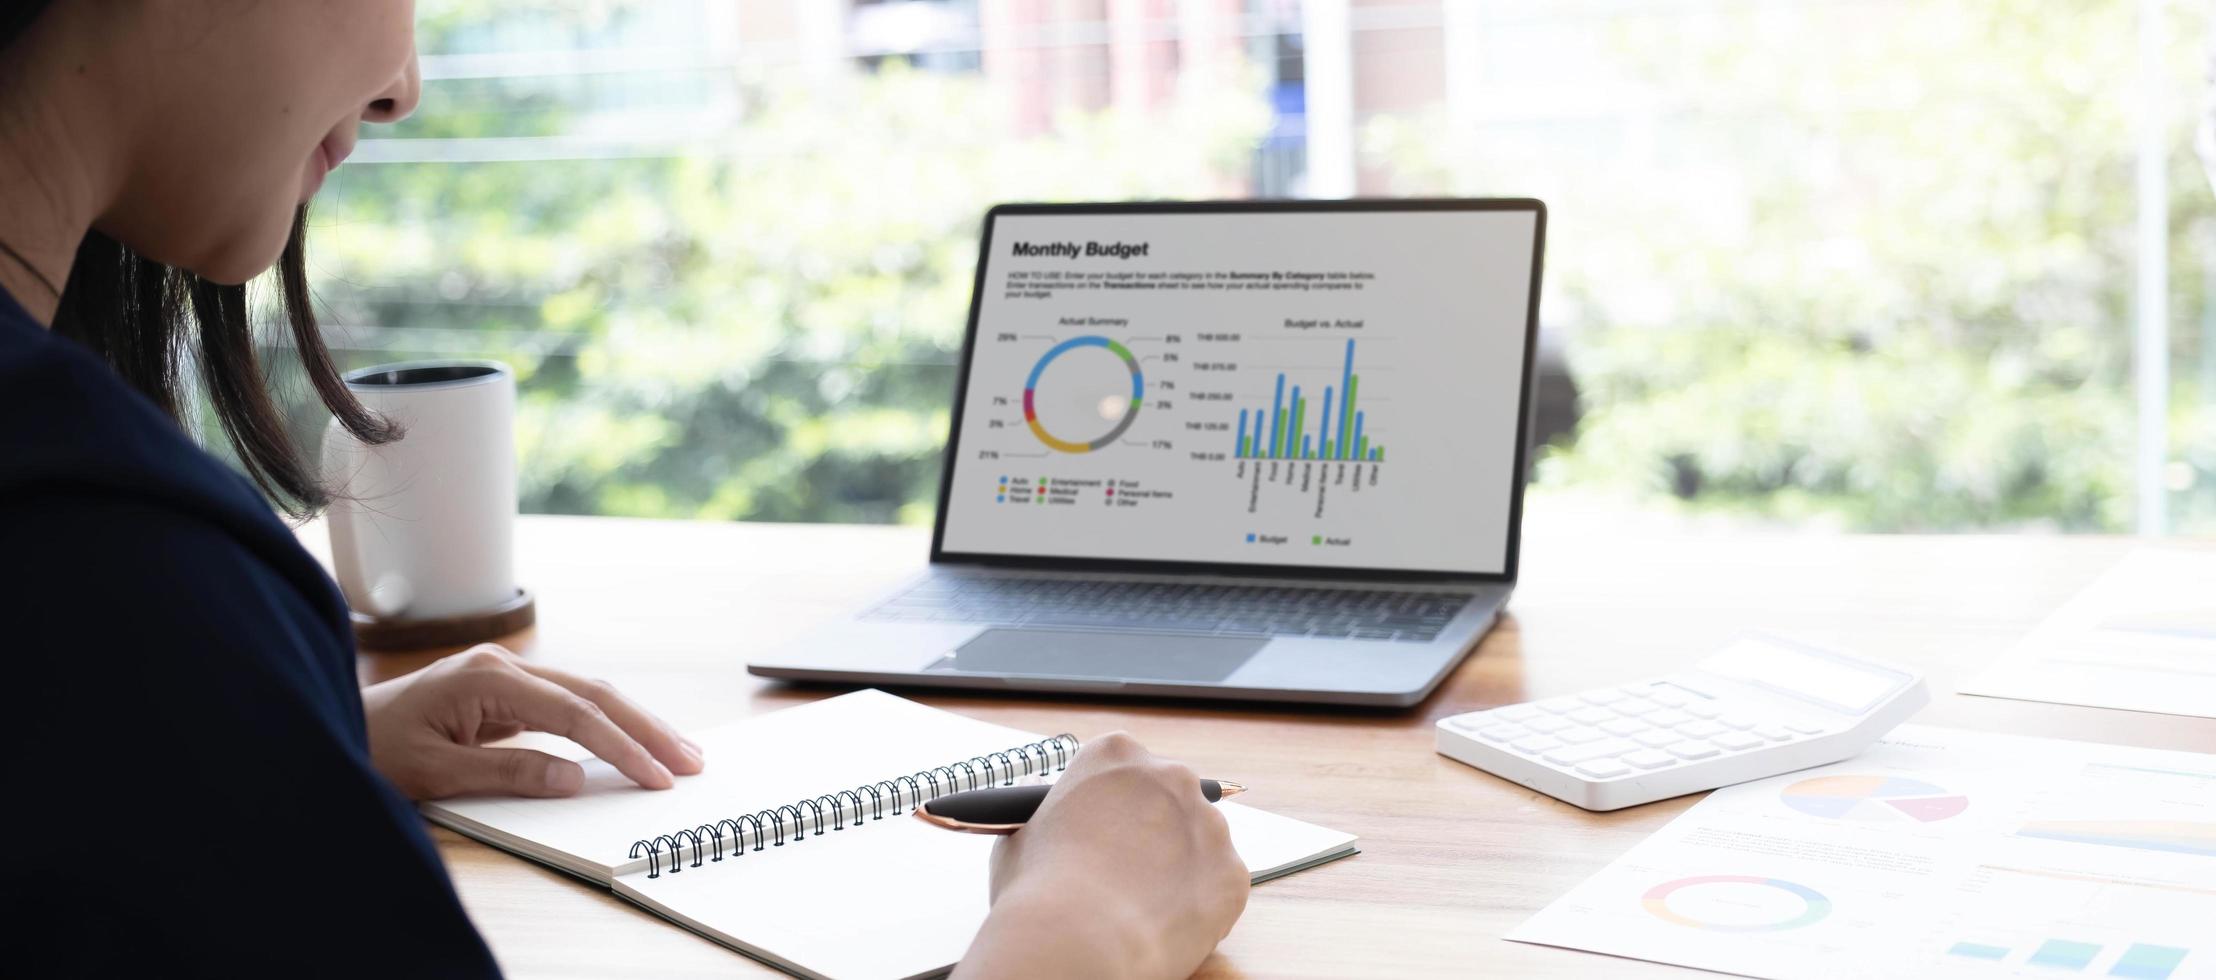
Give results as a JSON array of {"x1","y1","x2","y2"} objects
[
  {"x1": 1508, "y1": 725, "x2": 2216, "y2": 979},
  {"x1": 1962, "y1": 549, "x2": 2216, "y2": 719}
]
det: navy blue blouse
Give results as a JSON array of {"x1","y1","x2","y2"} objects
[{"x1": 0, "y1": 286, "x2": 499, "y2": 977}]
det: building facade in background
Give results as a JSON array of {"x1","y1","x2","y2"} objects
[{"x1": 728, "y1": 0, "x2": 1460, "y2": 197}]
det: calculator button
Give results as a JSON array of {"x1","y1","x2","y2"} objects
[
  {"x1": 1786, "y1": 722, "x2": 1829, "y2": 735},
  {"x1": 1712, "y1": 731, "x2": 1764, "y2": 751},
  {"x1": 1613, "y1": 698, "x2": 1663, "y2": 717},
  {"x1": 1537, "y1": 697, "x2": 1585, "y2": 714},
  {"x1": 1599, "y1": 718, "x2": 1651, "y2": 737},
  {"x1": 1442, "y1": 712, "x2": 1490, "y2": 732},
  {"x1": 1557, "y1": 727, "x2": 1610, "y2": 745},
  {"x1": 1523, "y1": 716, "x2": 1573, "y2": 734},
  {"x1": 1541, "y1": 738, "x2": 1640, "y2": 766},
  {"x1": 1718, "y1": 715, "x2": 1760, "y2": 730},
  {"x1": 1510, "y1": 735, "x2": 1565, "y2": 754},
  {"x1": 1666, "y1": 740, "x2": 1721, "y2": 760},
  {"x1": 1753, "y1": 725, "x2": 1795, "y2": 742},
  {"x1": 1642, "y1": 709, "x2": 1694, "y2": 727},
  {"x1": 1618, "y1": 684, "x2": 1657, "y2": 697},
  {"x1": 1633, "y1": 730, "x2": 1681, "y2": 748},
  {"x1": 1566, "y1": 707, "x2": 1616, "y2": 726},
  {"x1": 1674, "y1": 720, "x2": 1729, "y2": 739},
  {"x1": 1579, "y1": 689, "x2": 1628, "y2": 706},
  {"x1": 1493, "y1": 704, "x2": 1543, "y2": 721},
  {"x1": 1476, "y1": 724, "x2": 1530, "y2": 743},
  {"x1": 1683, "y1": 702, "x2": 1722, "y2": 719},
  {"x1": 1574, "y1": 759, "x2": 1631, "y2": 779},
  {"x1": 1622, "y1": 750, "x2": 1676, "y2": 770},
  {"x1": 1645, "y1": 688, "x2": 1692, "y2": 708}
]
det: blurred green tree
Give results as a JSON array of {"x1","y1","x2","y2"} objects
[
  {"x1": 308, "y1": 9, "x2": 1268, "y2": 524},
  {"x1": 294, "y1": 0, "x2": 2210, "y2": 532},
  {"x1": 1368, "y1": 0, "x2": 2212, "y2": 530}
]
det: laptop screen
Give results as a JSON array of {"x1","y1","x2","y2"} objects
[{"x1": 934, "y1": 202, "x2": 1543, "y2": 579}]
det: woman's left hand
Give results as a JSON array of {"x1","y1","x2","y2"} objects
[{"x1": 361, "y1": 644, "x2": 705, "y2": 800}]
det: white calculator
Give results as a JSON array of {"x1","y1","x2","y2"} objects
[{"x1": 1435, "y1": 636, "x2": 1928, "y2": 811}]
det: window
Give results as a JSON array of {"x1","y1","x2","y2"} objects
[{"x1": 305, "y1": 0, "x2": 2214, "y2": 533}]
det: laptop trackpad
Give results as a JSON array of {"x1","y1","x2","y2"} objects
[{"x1": 949, "y1": 629, "x2": 1264, "y2": 683}]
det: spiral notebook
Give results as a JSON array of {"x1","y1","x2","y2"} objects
[{"x1": 423, "y1": 689, "x2": 1359, "y2": 980}]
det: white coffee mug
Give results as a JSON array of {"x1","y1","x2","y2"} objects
[{"x1": 322, "y1": 360, "x2": 517, "y2": 622}]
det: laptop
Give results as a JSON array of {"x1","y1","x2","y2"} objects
[{"x1": 749, "y1": 199, "x2": 1547, "y2": 706}]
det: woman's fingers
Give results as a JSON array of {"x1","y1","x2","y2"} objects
[
  {"x1": 474, "y1": 719, "x2": 526, "y2": 744},
  {"x1": 439, "y1": 745, "x2": 587, "y2": 798},
  {"x1": 510, "y1": 659, "x2": 704, "y2": 775},
  {"x1": 478, "y1": 666, "x2": 676, "y2": 790}
]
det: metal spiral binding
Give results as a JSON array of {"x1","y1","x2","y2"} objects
[{"x1": 626, "y1": 733, "x2": 1079, "y2": 879}]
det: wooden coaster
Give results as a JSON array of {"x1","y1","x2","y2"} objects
[{"x1": 352, "y1": 588, "x2": 536, "y2": 651}]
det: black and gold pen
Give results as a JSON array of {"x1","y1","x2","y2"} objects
[{"x1": 914, "y1": 779, "x2": 1247, "y2": 834}]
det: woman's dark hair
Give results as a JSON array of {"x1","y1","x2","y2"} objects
[{"x1": 6, "y1": 1, "x2": 400, "y2": 516}]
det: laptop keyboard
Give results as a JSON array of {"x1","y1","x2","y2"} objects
[{"x1": 862, "y1": 577, "x2": 1474, "y2": 643}]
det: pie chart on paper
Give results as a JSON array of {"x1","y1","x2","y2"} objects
[{"x1": 1778, "y1": 775, "x2": 1970, "y2": 823}]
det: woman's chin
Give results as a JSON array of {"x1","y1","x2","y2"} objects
[
  {"x1": 190, "y1": 239, "x2": 290, "y2": 286},
  {"x1": 300, "y1": 158, "x2": 329, "y2": 203}
]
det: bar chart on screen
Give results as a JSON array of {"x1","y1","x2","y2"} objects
[
  {"x1": 1233, "y1": 338, "x2": 1387, "y2": 463},
  {"x1": 1215, "y1": 332, "x2": 1395, "y2": 523},
  {"x1": 939, "y1": 207, "x2": 1536, "y2": 572}
]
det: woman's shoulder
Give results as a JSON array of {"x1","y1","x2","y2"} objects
[
  {"x1": 0, "y1": 296, "x2": 353, "y2": 663},
  {"x1": 0, "y1": 295, "x2": 258, "y2": 503},
  {"x1": 0, "y1": 292, "x2": 294, "y2": 531}
]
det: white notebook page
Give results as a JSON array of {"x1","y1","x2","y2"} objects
[
  {"x1": 425, "y1": 689, "x2": 1050, "y2": 879},
  {"x1": 618, "y1": 801, "x2": 1357, "y2": 980},
  {"x1": 617, "y1": 809, "x2": 995, "y2": 979},
  {"x1": 428, "y1": 689, "x2": 1360, "y2": 979}
]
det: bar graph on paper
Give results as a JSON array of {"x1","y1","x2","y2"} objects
[{"x1": 1232, "y1": 339, "x2": 1386, "y2": 463}]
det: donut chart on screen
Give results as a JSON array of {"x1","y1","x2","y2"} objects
[
  {"x1": 1024, "y1": 335, "x2": 1144, "y2": 453},
  {"x1": 1642, "y1": 876, "x2": 1832, "y2": 932},
  {"x1": 1779, "y1": 775, "x2": 1971, "y2": 823}
]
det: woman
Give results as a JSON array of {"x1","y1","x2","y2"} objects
[{"x1": 0, "y1": 3, "x2": 1247, "y2": 976}]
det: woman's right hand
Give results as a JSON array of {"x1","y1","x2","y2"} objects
[{"x1": 954, "y1": 732, "x2": 1250, "y2": 980}]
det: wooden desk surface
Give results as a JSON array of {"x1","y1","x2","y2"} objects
[{"x1": 319, "y1": 515, "x2": 2215, "y2": 978}]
